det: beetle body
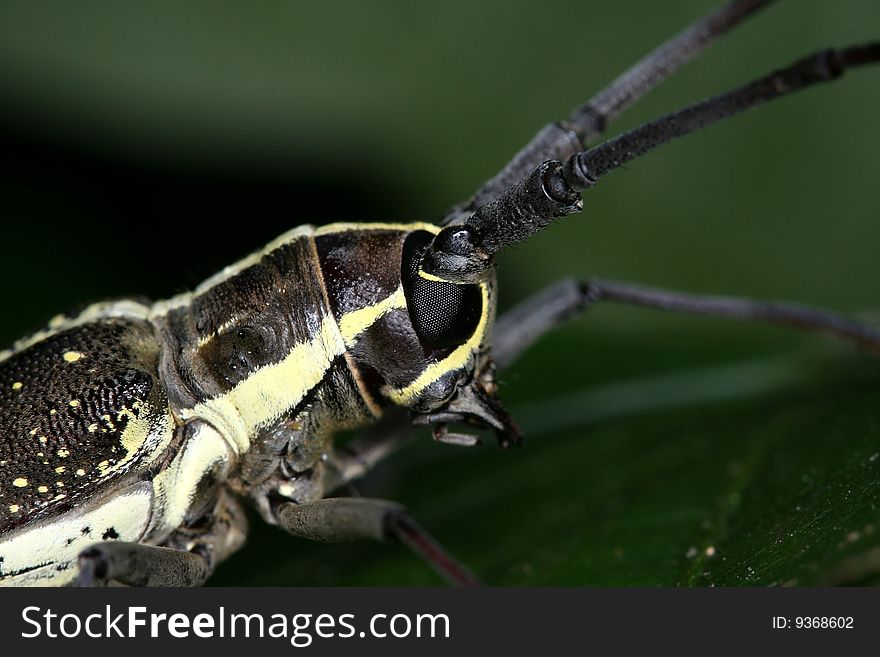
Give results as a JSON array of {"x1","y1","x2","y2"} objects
[
  {"x1": 3, "y1": 1, "x2": 879, "y2": 588},
  {"x1": 0, "y1": 222, "x2": 497, "y2": 585}
]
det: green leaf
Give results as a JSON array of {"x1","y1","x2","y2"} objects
[{"x1": 210, "y1": 331, "x2": 880, "y2": 586}]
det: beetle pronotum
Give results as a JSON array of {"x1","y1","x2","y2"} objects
[{"x1": 1, "y1": 0, "x2": 880, "y2": 584}]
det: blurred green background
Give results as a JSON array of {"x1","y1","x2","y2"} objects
[{"x1": 1, "y1": 0, "x2": 879, "y2": 585}]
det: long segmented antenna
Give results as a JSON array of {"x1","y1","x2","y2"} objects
[
  {"x1": 444, "y1": 0, "x2": 778, "y2": 224},
  {"x1": 423, "y1": 43, "x2": 880, "y2": 282}
]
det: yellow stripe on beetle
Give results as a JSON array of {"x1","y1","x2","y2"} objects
[
  {"x1": 338, "y1": 287, "x2": 407, "y2": 346},
  {"x1": 180, "y1": 316, "x2": 347, "y2": 454},
  {"x1": 313, "y1": 221, "x2": 439, "y2": 236},
  {"x1": 385, "y1": 283, "x2": 491, "y2": 405}
]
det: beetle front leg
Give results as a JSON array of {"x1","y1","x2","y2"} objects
[{"x1": 274, "y1": 497, "x2": 480, "y2": 586}]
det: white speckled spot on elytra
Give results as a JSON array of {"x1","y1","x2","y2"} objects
[
  {"x1": 12, "y1": 381, "x2": 23, "y2": 390},
  {"x1": 12, "y1": 477, "x2": 28, "y2": 488},
  {"x1": 75, "y1": 469, "x2": 86, "y2": 476},
  {"x1": 57, "y1": 449, "x2": 69, "y2": 458},
  {"x1": 69, "y1": 400, "x2": 80, "y2": 407},
  {"x1": 62, "y1": 351, "x2": 83, "y2": 363},
  {"x1": 37, "y1": 485, "x2": 48, "y2": 493},
  {"x1": 54, "y1": 466, "x2": 65, "y2": 474},
  {"x1": 8, "y1": 504, "x2": 19, "y2": 513}
]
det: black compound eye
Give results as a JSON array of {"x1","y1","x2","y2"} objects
[{"x1": 401, "y1": 230, "x2": 483, "y2": 350}]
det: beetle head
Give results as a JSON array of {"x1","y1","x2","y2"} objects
[{"x1": 347, "y1": 228, "x2": 520, "y2": 447}]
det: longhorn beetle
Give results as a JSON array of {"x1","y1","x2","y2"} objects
[{"x1": 1, "y1": 0, "x2": 879, "y2": 586}]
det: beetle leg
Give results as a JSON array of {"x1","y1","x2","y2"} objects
[
  {"x1": 274, "y1": 497, "x2": 480, "y2": 586},
  {"x1": 323, "y1": 409, "x2": 418, "y2": 491},
  {"x1": 76, "y1": 489, "x2": 247, "y2": 587},
  {"x1": 75, "y1": 542, "x2": 211, "y2": 587},
  {"x1": 493, "y1": 277, "x2": 880, "y2": 368}
]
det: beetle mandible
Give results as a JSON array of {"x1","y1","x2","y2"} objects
[{"x1": 1, "y1": 0, "x2": 879, "y2": 586}]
